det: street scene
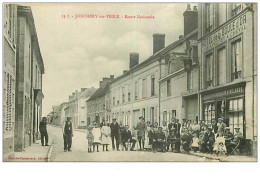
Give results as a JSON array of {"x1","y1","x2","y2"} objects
[{"x1": 3, "y1": 3, "x2": 257, "y2": 162}]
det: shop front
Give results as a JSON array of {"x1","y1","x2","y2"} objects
[{"x1": 201, "y1": 82, "x2": 245, "y2": 136}]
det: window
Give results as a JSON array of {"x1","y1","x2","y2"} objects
[
  {"x1": 204, "y1": 103, "x2": 215, "y2": 125},
  {"x1": 151, "y1": 76, "x2": 155, "y2": 96},
  {"x1": 128, "y1": 92, "x2": 131, "y2": 102},
  {"x1": 205, "y1": 3, "x2": 214, "y2": 33},
  {"x1": 134, "y1": 81, "x2": 138, "y2": 100},
  {"x1": 167, "y1": 80, "x2": 171, "y2": 96},
  {"x1": 231, "y1": 39, "x2": 242, "y2": 81},
  {"x1": 187, "y1": 71, "x2": 192, "y2": 91},
  {"x1": 122, "y1": 87, "x2": 125, "y2": 103},
  {"x1": 228, "y1": 98, "x2": 244, "y2": 135},
  {"x1": 142, "y1": 78, "x2": 147, "y2": 98},
  {"x1": 206, "y1": 53, "x2": 214, "y2": 87},
  {"x1": 163, "y1": 111, "x2": 167, "y2": 123},
  {"x1": 4, "y1": 73, "x2": 14, "y2": 133},
  {"x1": 113, "y1": 97, "x2": 115, "y2": 106},
  {"x1": 217, "y1": 47, "x2": 226, "y2": 85}
]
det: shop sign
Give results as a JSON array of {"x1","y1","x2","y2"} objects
[
  {"x1": 202, "y1": 12, "x2": 247, "y2": 52},
  {"x1": 203, "y1": 86, "x2": 244, "y2": 101}
]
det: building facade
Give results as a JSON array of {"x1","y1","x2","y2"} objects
[
  {"x1": 3, "y1": 4, "x2": 17, "y2": 159},
  {"x1": 87, "y1": 76, "x2": 114, "y2": 125},
  {"x1": 198, "y1": 3, "x2": 257, "y2": 154},
  {"x1": 159, "y1": 5, "x2": 199, "y2": 125},
  {"x1": 14, "y1": 5, "x2": 45, "y2": 152}
]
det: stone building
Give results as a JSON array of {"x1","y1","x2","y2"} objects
[
  {"x1": 3, "y1": 4, "x2": 17, "y2": 159},
  {"x1": 87, "y1": 76, "x2": 114, "y2": 125},
  {"x1": 14, "y1": 5, "x2": 45, "y2": 152},
  {"x1": 159, "y1": 5, "x2": 199, "y2": 125},
  {"x1": 66, "y1": 88, "x2": 96, "y2": 128},
  {"x1": 197, "y1": 3, "x2": 257, "y2": 155}
]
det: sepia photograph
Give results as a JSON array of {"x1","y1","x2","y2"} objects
[{"x1": 2, "y1": 2, "x2": 258, "y2": 162}]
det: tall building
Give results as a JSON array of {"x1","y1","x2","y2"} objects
[
  {"x1": 87, "y1": 76, "x2": 114, "y2": 125},
  {"x1": 159, "y1": 5, "x2": 199, "y2": 125},
  {"x1": 15, "y1": 5, "x2": 45, "y2": 152},
  {"x1": 3, "y1": 4, "x2": 17, "y2": 160},
  {"x1": 198, "y1": 3, "x2": 257, "y2": 155}
]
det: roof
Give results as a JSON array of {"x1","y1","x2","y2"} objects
[
  {"x1": 17, "y1": 5, "x2": 45, "y2": 74},
  {"x1": 111, "y1": 29, "x2": 198, "y2": 83},
  {"x1": 87, "y1": 82, "x2": 110, "y2": 102}
]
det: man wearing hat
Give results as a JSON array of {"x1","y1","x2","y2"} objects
[
  {"x1": 224, "y1": 127, "x2": 234, "y2": 154},
  {"x1": 135, "y1": 117, "x2": 147, "y2": 150},
  {"x1": 201, "y1": 127, "x2": 215, "y2": 153},
  {"x1": 110, "y1": 118, "x2": 120, "y2": 151},
  {"x1": 62, "y1": 117, "x2": 73, "y2": 152},
  {"x1": 217, "y1": 117, "x2": 226, "y2": 134},
  {"x1": 39, "y1": 117, "x2": 49, "y2": 146},
  {"x1": 155, "y1": 126, "x2": 166, "y2": 152}
]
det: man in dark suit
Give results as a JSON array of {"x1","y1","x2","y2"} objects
[
  {"x1": 181, "y1": 127, "x2": 193, "y2": 153},
  {"x1": 39, "y1": 117, "x2": 48, "y2": 146},
  {"x1": 62, "y1": 117, "x2": 73, "y2": 152},
  {"x1": 155, "y1": 127, "x2": 166, "y2": 152},
  {"x1": 110, "y1": 118, "x2": 120, "y2": 151},
  {"x1": 212, "y1": 119, "x2": 218, "y2": 134},
  {"x1": 201, "y1": 127, "x2": 215, "y2": 153},
  {"x1": 121, "y1": 125, "x2": 136, "y2": 151},
  {"x1": 173, "y1": 119, "x2": 181, "y2": 153},
  {"x1": 168, "y1": 118, "x2": 175, "y2": 133}
]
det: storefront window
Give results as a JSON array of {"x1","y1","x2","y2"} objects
[
  {"x1": 228, "y1": 98, "x2": 244, "y2": 135},
  {"x1": 204, "y1": 103, "x2": 215, "y2": 124}
]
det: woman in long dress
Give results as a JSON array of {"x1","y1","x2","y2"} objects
[
  {"x1": 101, "y1": 122, "x2": 111, "y2": 151},
  {"x1": 92, "y1": 123, "x2": 101, "y2": 152}
]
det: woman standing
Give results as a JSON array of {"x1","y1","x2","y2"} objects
[
  {"x1": 101, "y1": 122, "x2": 111, "y2": 151},
  {"x1": 92, "y1": 123, "x2": 101, "y2": 152}
]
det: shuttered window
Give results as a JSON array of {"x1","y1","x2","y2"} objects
[{"x1": 4, "y1": 73, "x2": 14, "y2": 133}]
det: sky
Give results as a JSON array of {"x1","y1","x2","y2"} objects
[{"x1": 27, "y1": 3, "x2": 196, "y2": 116}]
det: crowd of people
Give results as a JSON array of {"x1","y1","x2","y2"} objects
[{"x1": 85, "y1": 116, "x2": 245, "y2": 156}]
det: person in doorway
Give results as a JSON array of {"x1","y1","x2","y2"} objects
[
  {"x1": 39, "y1": 117, "x2": 49, "y2": 146},
  {"x1": 62, "y1": 117, "x2": 73, "y2": 152},
  {"x1": 110, "y1": 118, "x2": 120, "y2": 151},
  {"x1": 101, "y1": 122, "x2": 111, "y2": 151}
]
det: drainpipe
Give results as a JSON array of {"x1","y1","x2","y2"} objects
[{"x1": 251, "y1": 5, "x2": 255, "y2": 141}]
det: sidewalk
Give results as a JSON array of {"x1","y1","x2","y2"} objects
[
  {"x1": 189, "y1": 151, "x2": 257, "y2": 162},
  {"x1": 6, "y1": 137, "x2": 53, "y2": 162}
]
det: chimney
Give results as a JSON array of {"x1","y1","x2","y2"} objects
[
  {"x1": 129, "y1": 53, "x2": 139, "y2": 69},
  {"x1": 110, "y1": 75, "x2": 114, "y2": 80},
  {"x1": 183, "y1": 4, "x2": 198, "y2": 36},
  {"x1": 153, "y1": 33, "x2": 165, "y2": 54}
]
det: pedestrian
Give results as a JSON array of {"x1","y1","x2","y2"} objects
[
  {"x1": 201, "y1": 127, "x2": 215, "y2": 153},
  {"x1": 101, "y1": 122, "x2": 111, "y2": 151},
  {"x1": 62, "y1": 117, "x2": 73, "y2": 152},
  {"x1": 191, "y1": 133, "x2": 200, "y2": 152},
  {"x1": 173, "y1": 119, "x2": 181, "y2": 153},
  {"x1": 92, "y1": 123, "x2": 101, "y2": 152},
  {"x1": 39, "y1": 117, "x2": 49, "y2": 146},
  {"x1": 217, "y1": 117, "x2": 226, "y2": 134},
  {"x1": 135, "y1": 117, "x2": 147, "y2": 150},
  {"x1": 181, "y1": 127, "x2": 193, "y2": 153},
  {"x1": 86, "y1": 127, "x2": 94, "y2": 152},
  {"x1": 155, "y1": 126, "x2": 166, "y2": 152},
  {"x1": 110, "y1": 118, "x2": 120, "y2": 151}
]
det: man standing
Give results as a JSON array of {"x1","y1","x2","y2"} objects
[
  {"x1": 62, "y1": 117, "x2": 73, "y2": 152},
  {"x1": 135, "y1": 117, "x2": 147, "y2": 150},
  {"x1": 173, "y1": 119, "x2": 181, "y2": 153},
  {"x1": 39, "y1": 117, "x2": 48, "y2": 146},
  {"x1": 110, "y1": 118, "x2": 120, "y2": 151},
  {"x1": 217, "y1": 117, "x2": 226, "y2": 134}
]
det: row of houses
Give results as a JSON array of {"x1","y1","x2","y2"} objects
[
  {"x1": 3, "y1": 4, "x2": 45, "y2": 160},
  {"x1": 51, "y1": 3, "x2": 256, "y2": 156}
]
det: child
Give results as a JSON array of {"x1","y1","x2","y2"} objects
[
  {"x1": 191, "y1": 133, "x2": 200, "y2": 152},
  {"x1": 213, "y1": 133, "x2": 227, "y2": 155},
  {"x1": 86, "y1": 128, "x2": 94, "y2": 153}
]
